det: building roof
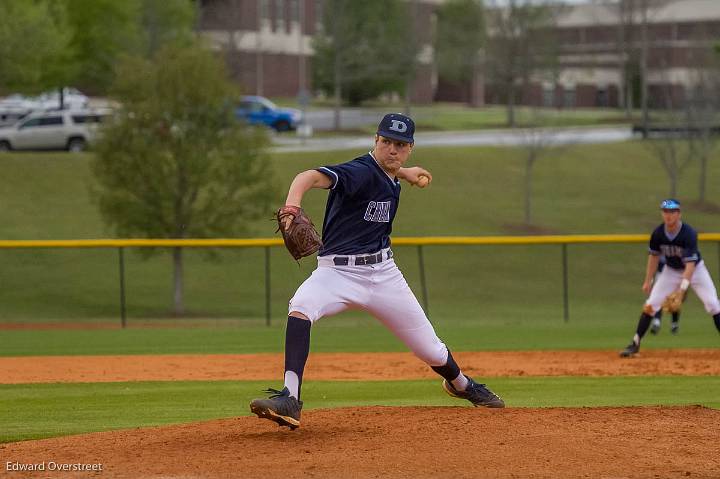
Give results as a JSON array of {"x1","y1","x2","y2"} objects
[{"x1": 558, "y1": 0, "x2": 720, "y2": 27}]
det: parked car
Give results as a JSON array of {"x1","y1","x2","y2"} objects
[
  {"x1": 33, "y1": 87, "x2": 89, "y2": 110},
  {"x1": 0, "y1": 109, "x2": 110, "y2": 153},
  {"x1": 0, "y1": 108, "x2": 30, "y2": 126},
  {"x1": 0, "y1": 88, "x2": 89, "y2": 125},
  {"x1": 235, "y1": 95, "x2": 301, "y2": 132}
]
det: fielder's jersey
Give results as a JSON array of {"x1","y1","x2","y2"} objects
[
  {"x1": 648, "y1": 222, "x2": 701, "y2": 270},
  {"x1": 315, "y1": 152, "x2": 401, "y2": 255}
]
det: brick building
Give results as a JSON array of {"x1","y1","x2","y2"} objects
[
  {"x1": 198, "y1": 0, "x2": 439, "y2": 102},
  {"x1": 198, "y1": 0, "x2": 720, "y2": 108},
  {"x1": 536, "y1": 0, "x2": 720, "y2": 109}
]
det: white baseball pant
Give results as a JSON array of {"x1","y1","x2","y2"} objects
[
  {"x1": 646, "y1": 260, "x2": 720, "y2": 315},
  {"x1": 288, "y1": 249, "x2": 449, "y2": 367}
]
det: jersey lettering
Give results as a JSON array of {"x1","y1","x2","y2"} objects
[
  {"x1": 660, "y1": 245, "x2": 683, "y2": 258},
  {"x1": 364, "y1": 201, "x2": 391, "y2": 223}
]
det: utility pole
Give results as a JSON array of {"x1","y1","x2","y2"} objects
[
  {"x1": 256, "y1": 0, "x2": 265, "y2": 95},
  {"x1": 640, "y1": 0, "x2": 650, "y2": 138}
]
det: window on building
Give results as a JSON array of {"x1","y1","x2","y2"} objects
[
  {"x1": 596, "y1": 88, "x2": 608, "y2": 107},
  {"x1": 563, "y1": 87, "x2": 576, "y2": 108},
  {"x1": 289, "y1": 0, "x2": 299, "y2": 23},
  {"x1": 542, "y1": 86, "x2": 554, "y2": 107},
  {"x1": 275, "y1": 0, "x2": 285, "y2": 30},
  {"x1": 260, "y1": 0, "x2": 270, "y2": 19}
]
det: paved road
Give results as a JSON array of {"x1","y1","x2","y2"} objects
[
  {"x1": 271, "y1": 126, "x2": 635, "y2": 153},
  {"x1": 303, "y1": 108, "x2": 383, "y2": 131}
]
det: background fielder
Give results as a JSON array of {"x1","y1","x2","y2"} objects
[
  {"x1": 250, "y1": 113, "x2": 504, "y2": 429},
  {"x1": 620, "y1": 199, "x2": 720, "y2": 357}
]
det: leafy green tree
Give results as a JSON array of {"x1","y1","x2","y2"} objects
[
  {"x1": 484, "y1": 0, "x2": 562, "y2": 127},
  {"x1": 312, "y1": 0, "x2": 417, "y2": 111},
  {"x1": 62, "y1": 0, "x2": 196, "y2": 95},
  {"x1": 63, "y1": 0, "x2": 143, "y2": 94},
  {"x1": 91, "y1": 43, "x2": 276, "y2": 315},
  {"x1": 138, "y1": 0, "x2": 196, "y2": 58},
  {"x1": 435, "y1": 0, "x2": 485, "y2": 106},
  {"x1": 0, "y1": 1, "x2": 73, "y2": 95},
  {"x1": 1, "y1": 0, "x2": 196, "y2": 102}
]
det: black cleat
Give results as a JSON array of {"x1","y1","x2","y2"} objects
[
  {"x1": 671, "y1": 321, "x2": 679, "y2": 335},
  {"x1": 250, "y1": 387, "x2": 302, "y2": 430},
  {"x1": 620, "y1": 342, "x2": 640, "y2": 358},
  {"x1": 443, "y1": 376, "x2": 505, "y2": 408}
]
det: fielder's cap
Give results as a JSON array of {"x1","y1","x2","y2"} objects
[
  {"x1": 660, "y1": 198, "x2": 681, "y2": 210},
  {"x1": 377, "y1": 113, "x2": 415, "y2": 144}
]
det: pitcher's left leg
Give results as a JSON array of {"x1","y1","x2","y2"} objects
[{"x1": 365, "y1": 261, "x2": 504, "y2": 408}]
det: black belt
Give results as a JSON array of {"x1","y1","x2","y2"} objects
[{"x1": 333, "y1": 249, "x2": 393, "y2": 266}]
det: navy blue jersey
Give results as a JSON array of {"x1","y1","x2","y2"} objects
[
  {"x1": 649, "y1": 222, "x2": 701, "y2": 270},
  {"x1": 315, "y1": 153, "x2": 401, "y2": 255}
]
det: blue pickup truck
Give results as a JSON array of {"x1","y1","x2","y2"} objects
[{"x1": 235, "y1": 95, "x2": 302, "y2": 132}]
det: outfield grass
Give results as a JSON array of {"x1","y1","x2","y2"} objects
[
  {"x1": 1, "y1": 318, "x2": 719, "y2": 356},
  {"x1": 2, "y1": 377, "x2": 718, "y2": 443}
]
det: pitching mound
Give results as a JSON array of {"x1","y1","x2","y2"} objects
[{"x1": 3, "y1": 405, "x2": 719, "y2": 478}]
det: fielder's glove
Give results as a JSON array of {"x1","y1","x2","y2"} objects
[
  {"x1": 662, "y1": 289, "x2": 686, "y2": 313},
  {"x1": 275, "y1": 205, "x2": 322, "y2": 260}
]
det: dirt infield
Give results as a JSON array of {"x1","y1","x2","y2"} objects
[
  {"x1": 3, "y1": 406, "x2": 719, "y2": 479},
  {"x1": 2, "y1": 349, "x2": 720, "y2": 384},
  {"x1": 3, "y1": 350, "x2": 719, "y2": 478}
]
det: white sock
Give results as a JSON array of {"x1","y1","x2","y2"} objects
[
  {"x1": 450, "y1": 373, "x2": 469, "y2": 391},
  {"x1": 284, "y1": 371, "x2": 300, "y2": 399}
]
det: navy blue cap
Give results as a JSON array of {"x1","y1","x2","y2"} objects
[
  {"x1": 660, "y1": 198, "x2": 681, "y2": 210},
  {"x1": 377, "y1": 113, "x2": 415, "y2": 144}
]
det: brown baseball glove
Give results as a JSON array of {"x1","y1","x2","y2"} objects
[
  {"x1": 662, "y1": 289, "x2": 686, "y2": 313},
  {"x1": 275, "y1": 205, "x2": 322, "y2": 260}
]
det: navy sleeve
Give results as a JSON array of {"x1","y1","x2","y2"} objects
[
  {"x1": 682, "y1": 229, "x2": 700, "y2": 264},
  {"x1": 315, "y1": 159, "x2": 370, "y2": 196},
  {"x1": 648, "y1": 229, "x2": 661, "y2": 255}
]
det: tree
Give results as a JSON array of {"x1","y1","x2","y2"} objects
[
  {"x1": 518, "y1": 111, "x2": 562, "y2": 227},
  {"x1": 611, "y1": 0, "x2": 639, "y2": 117},
  {"x1": 686, "y1": 94, "x2": 718, "y2": 204},
  {"x1": 0, "y1": 1, "x2": 73, "y2": 95},
  {"x1": 138, "y1": 0, "x2": 196, "y2": 58},
  {"x1": 645, "y1": 84, "x2": 692, "y2": 198},
  {"x1": 685, "y1": 28, "x2": 720, "y2": 204},
  {"x1": 63, "y1": 0, "x2": 144, "y2": 95},
  {"x1": 312, "y1": 0, "x2": 417, "y2": 127},
  {"x1": 0, "y1": 0, "x2": 196, "y2": 105},
  {"x1": 91, "y1": 43, "x2": 276, "y2": 315},
  {"x1": 64, "y1": 0, "x2": 194, "y2": 95},
  {"x1": 434, "y1": 0, "x2": 485, "y2": 106},
  {"x1": 484, "y1": 0, "x2": 562, "y2": 127}
]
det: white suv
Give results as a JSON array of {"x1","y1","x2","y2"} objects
[{"x1": 0, "y1": 109, "x2": 109, "y2": 152}]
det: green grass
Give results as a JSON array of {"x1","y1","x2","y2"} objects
[
  {"x1": 2, "y1": 377, "x2": 718, "y2": 443},
  {"x1": 1, "y1": 317, "x2": 719, "y2": 356},
  {"x1": 411, "y1": 105, "x2": 637, "y2": 130},
  {"x1": 1, "y1": 142, "x2": 720, "y2": 323},
  {"x1": 269, "y1": 97, "x2": 640, "y2": 130}
]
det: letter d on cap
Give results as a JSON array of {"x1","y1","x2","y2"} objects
[{"x1": 389, "y1": 120, "x2": 407, "y2": 133}]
